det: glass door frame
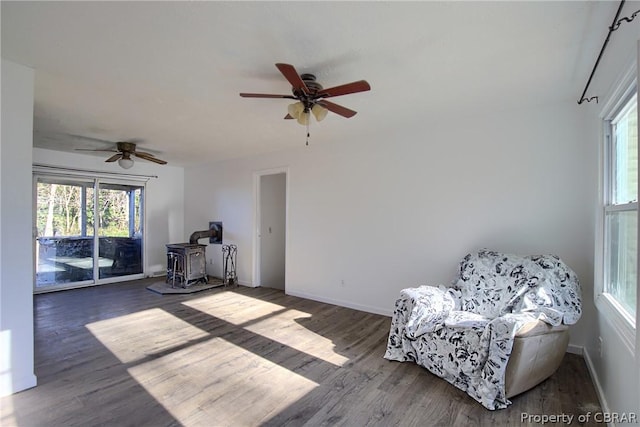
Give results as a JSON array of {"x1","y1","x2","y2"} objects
[
  {"x1": 33, "y1": 170, "x2": 148, "y2": 293},
  {"x1": 96, "y1": 178, "x2": 145, "y2": 282}
]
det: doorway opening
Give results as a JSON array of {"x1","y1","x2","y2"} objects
[{"x1": 253, "y1": 168, "x2": 288, "y2": 290}]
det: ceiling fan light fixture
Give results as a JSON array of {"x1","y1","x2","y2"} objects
[
  {"x1": 311, "y1": 104, "x2": 328, "y2": 122},
  {"x1": 118, "y1": 157, "x2": 134, "y2": 169},
  {"x1": 288, "y1": 102, "x2": 304, "y2": 119},
  {"x1": 297, "y1": 110, "x2": 310, "y2": 126}
]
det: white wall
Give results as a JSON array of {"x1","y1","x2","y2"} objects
[
  {"x1": 184, "y1": 162, "x2": 252, "y2": 281},
  {"x1": 32, "y1": 148, "x2": 185, "y2": 277},
  {"x1": 1, "y1": 59, "x2": 37, "y2": 396},
  {"x1": 185, "y1": 101, "x2": 595, "y2": 330}
]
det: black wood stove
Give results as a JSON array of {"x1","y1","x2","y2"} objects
[
  {"x1": 165, "y1": 228, "x2": 223, "y2": 288},
  {"x1": 165, "y1": 243, "x2": 207, "y2": 287}
]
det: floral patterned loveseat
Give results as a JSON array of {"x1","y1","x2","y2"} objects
[{"x1": 384, "y1": 249, "x2": 581, "y2": 410}]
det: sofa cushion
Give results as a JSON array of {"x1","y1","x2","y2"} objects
[
  {"x1": 453, "y1": 249, "x2": 543, "y2": 318},
  {"x1": 521, "y1": 254, "x2": 582, "y2": 325},
  {"x1": 400, "y1": 286, "x2": 457, "y2": 338}
]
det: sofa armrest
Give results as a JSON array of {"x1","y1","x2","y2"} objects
[
  {"x1": 506, "y1": 321, "x2": 570, "y2": 398},
  {"x1": 515, "y1": 320, "x2": 568, "y2": 338}
]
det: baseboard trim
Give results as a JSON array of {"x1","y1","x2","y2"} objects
[
  {"x1": 0, "y1": 373, "x2": 37, "y2": 397},
  {"x1": 198, "y1": 276, "x2": 254, "y2": 288},
  {"x1": 567, "y1": 344, "x2": 583, "y2": 355},
  {"x1": 582, "y1": 347, "x2": 611, "y2": 419},
  {"x1": 286, "y1": 289, "x2": 393, "y2": 317},
  {"x1": 148, "y1": 271, "x2": 166, "y2": 278}
]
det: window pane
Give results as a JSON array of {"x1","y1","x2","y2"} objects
[
  {"x1": 35, "y1": 179, "x2": 94, "y2": 287},
  {"x1": 612, "y1": 95, "x2": 638, "y2": 204},
  {"x1": 606, "y1": 210, "x2": 637, "y2": 318},
  {"x1": 98, "y1": 183, "x2": 143, "y2": 279}
]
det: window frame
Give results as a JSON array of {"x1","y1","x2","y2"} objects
[{"x1": 597, "y1": 67, "x2": 638, "y2": 354}]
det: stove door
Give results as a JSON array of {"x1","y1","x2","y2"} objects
[{"x1": 187, "y1": 248, "x2": 206, "y2": 281}]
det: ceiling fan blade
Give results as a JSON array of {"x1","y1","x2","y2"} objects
[
  {"x1": 133, "y1": 150, "x2": 155, "y2": 157},
  {"x1": 275, "y1": 63, "x2": 309, "y2": 94},
  {"x1": 105, "y1": 153, "x2": 122, "y2": 162},
  {"x1": 67, "y1": 134, "x2": 115, "y2": 144},
  {"x1": 240, "y1": 93, "x2": 296, "y2": 99},
  {"x1": 284, "y1": 114, "x2": 294, "y2": 119},
  {"x1": 319, "y1": 80, "x2": 371, "y2": 98},
  {"x1": 75, "y1": 148, "x2": 118, "y2": 153},
  {"x1": 316, "y1": 100, "x2": 357, "y2": 118},
  {"x1": 134, "y1": 152, "x2": 167, "y2": 165}
]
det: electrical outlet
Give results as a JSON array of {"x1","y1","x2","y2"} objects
[
  {"x1": 340, "y1": 279, "x2": 346, "y2": 287},
  {"x1": 598, "y1": 336, "x2": 603, "y2": 358},
  {"x1": 209, "y1": 258, "x2": 213, "y2": 265}
]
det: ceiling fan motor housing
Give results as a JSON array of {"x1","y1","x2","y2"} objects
[
  {"x1": 117, "y1": 141, "x2": 137, "y2": 153},
  {"x1": 293, "y1": 74, "x2": 323, "y2": 97}
]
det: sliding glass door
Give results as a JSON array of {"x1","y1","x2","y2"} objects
[
  {"x1": 34, "y1": 175, "x2": 145, "y2": 292},
  {"x1": 97, "y1": 182, "x2": 143, "y2": 279}
]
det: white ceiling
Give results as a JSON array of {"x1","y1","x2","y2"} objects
[{"x1": 1, "y1": 1, "x2": 617, "y2": 167}]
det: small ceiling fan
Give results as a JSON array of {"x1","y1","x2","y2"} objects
[
  {"x1": 76, "y1": 141, "x2": 167, "y2": 169},
  {"x1": 240, "y1": 63, "x2": 371, "y2": 125}
]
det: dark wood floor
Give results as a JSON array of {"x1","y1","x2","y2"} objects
[{"x1": 1, "y1": 279, "x2": 601, "y2": 426}]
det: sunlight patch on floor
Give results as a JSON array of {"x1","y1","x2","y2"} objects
[
  {"x1": 182, "y1": 292, "x2": 287, "y2": 326},
  {"x1": 0, "y1": 396, "x2": 17, "y2": 426},
  {"x1": 86, "y1": 308, "x2": 209, "y2": 364},
  {"x1": 244, "y1": 309, "x2": 350, "y2": 366},
  {"x1": 0, "y1": 329, "x2": 13, "y2": 397},
  {"x1": 183, "y1": 293, "x2": 349, "y2": 366},
  {"x1": 127, "y1": 337, "x2": 318, "y2": 426}
]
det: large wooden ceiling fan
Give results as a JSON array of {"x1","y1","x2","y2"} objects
[
  {"x1": 76, "y1": 141, "x2": 167, "y2": 169},
  {"x1": 240, "y1": 63, "x2": 371, "y2": 124}
]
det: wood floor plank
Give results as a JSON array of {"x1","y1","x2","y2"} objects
[{"x1": 1, "y1": 278, "x2": 602, "y2": 427}]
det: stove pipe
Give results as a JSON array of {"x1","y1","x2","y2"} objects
[{"x1": 189, "y1": 229, "x2": 218, "y2": 244}]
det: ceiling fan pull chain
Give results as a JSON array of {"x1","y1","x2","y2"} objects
[{"x1": 306, "y1": 121, "x2": 310, "y2": 146}]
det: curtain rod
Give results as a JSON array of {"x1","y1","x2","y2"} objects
[
  {"x1": 578, "y1": 1, "x2": 640, "y2": 104},
  {"x1": 33, "y1": 163, "x2": 158, "y2": 180}
]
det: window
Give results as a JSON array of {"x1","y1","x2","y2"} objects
[{"x1": 604, "y1": 91, "x2": 638, "y2": 324}]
